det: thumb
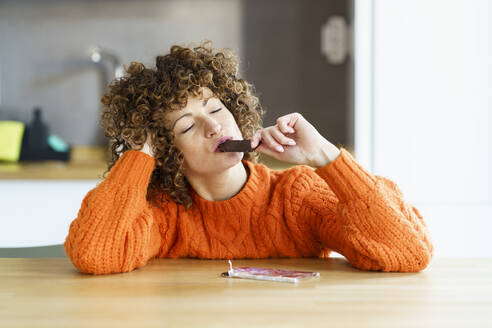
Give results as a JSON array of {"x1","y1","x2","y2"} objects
[{"x1": 251, "y1": 131, "x2": 262, "y2": 149}]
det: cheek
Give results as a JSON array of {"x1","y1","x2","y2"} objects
[{"x1": 176, "y1": 139, "x2": 205, "y2": 158}]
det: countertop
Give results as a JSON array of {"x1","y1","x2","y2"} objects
[
  {"x1": 0, "y1": 146, "x2": 351, "y2": 180},
  {"x1": 0, "y1": 257, "x2": 491, "y2": 327},
  {"x1": 0, "y1": 146, "x2": 108, "y2": 180}
]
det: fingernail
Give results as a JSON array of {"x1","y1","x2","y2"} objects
[
  {"x1": 288, "y1": 140, "x2": 296, "y2": 145},
  {"x1": 276, "y1": 146, "x2": 284, "y2": 152},
  {"x1": 288, "y1": 128, "x2": 295, "y2": 133}
]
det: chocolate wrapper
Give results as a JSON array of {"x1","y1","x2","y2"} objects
[{"x1": 221, "y1": 260, "x2": 320, "y2": 283}]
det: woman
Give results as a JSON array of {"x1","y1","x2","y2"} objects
[{"x1": 64, "y1": 41, "x2": 434, "y2": 275}]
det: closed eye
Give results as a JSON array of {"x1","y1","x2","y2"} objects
[
  {"x1": 181, "y1": 108, "x2": 222, "y2": 134},
  {"x1": 182, "y1": 124, "x2": 194, "y2": 134}
]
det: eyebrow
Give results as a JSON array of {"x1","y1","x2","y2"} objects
[{"x1": 171, "y1": 97, "x2": 211, "y2": 129}]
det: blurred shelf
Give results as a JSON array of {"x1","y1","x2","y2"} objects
[
  {"x1": 0, "y1": 146, "x2": 108, "y2": 180},
  {"x1": 0, "y1": 146, "x2": 352, "y2": 180},
  {"x1": 258, "y1": 154, "x2": 301, "y2": 171}
]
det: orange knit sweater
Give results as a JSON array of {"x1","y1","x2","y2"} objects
[{"x1": 64, "y1": 148, "x2": 434, "y2": 275}]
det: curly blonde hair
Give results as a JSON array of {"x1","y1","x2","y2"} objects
[{"x1": 100, "y1": 40, "x2": 265, "y2": 210}]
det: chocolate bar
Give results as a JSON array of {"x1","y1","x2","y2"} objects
[{"x1": 218, "y1": 140, "x2": 261, "y2": 152}]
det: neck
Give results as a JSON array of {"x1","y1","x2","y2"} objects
[{"x1": 186, "y1": 160, "x2": 249, "y2": 202}]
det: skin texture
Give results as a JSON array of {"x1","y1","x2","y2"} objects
[
  {"x1": 251, "y1": 112, "x2": 341, "y2": 168},
  {"x1": 164, "y1": 87, "x2": 248, "y2": 202}
]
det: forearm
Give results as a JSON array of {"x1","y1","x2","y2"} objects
[
  {"x1": 311, "y1": 149, "x2": 433, "y2": 272},
  {"x1": 65, "y1": 151, "x2": 157, "y2": 274}
]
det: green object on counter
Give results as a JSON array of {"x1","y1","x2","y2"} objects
[
  {"x1": 47, "y1": 134, "x2": 69, "y2": 152},
  {"x1": 0, "y1": 121, "x2": 25, "y2": 162}
]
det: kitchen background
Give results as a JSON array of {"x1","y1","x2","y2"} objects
[
  {"x1": 1, "y1": 0, "x2": 491, "y2": 260},
  {"x1": 0, "y1": 0, "x2": 351, "y2": 148},
  {"x1": 0, "y1": 0, "x2": 352, "y2": 257}
]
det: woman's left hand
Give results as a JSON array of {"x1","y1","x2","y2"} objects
[{"x1": 251, "y1": 113, "x2": 341, "y2": 168}]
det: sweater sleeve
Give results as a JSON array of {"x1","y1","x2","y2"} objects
[
  {"x1": 64, "y1": 150, "x2": 162, "y2": 275},
  {"x1": 301, "y1": 148, "x2": 434, "y2": 272}
]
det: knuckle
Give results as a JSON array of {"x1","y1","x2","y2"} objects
[{"x1": 277, "y1": 115, "x2": 289, "y2": 123}]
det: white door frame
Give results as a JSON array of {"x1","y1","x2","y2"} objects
[{"x1": 354, "y1": 0, "x2": 374, "y2": 172}]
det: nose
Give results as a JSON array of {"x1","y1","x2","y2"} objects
[{"x1": 205, "y1": 117, "x2": 222, "y2": 138}]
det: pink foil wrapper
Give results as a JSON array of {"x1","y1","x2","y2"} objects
[{"x1": 222, "y1": 260, "x2": 320, "y2": 283}]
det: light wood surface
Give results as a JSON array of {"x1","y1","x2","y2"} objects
[
  {"x1": 0, "y1": 146, "x2": 108, "y2": 180},
  {"x1": 0, "y1": 145, "x2": 330, "y2": 180},
  {"x1": 0, "y1": 257, "x2": 491, "y2": 327}
]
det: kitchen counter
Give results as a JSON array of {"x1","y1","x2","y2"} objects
[
  {"x1": 0, "y1": 257, "x2": 491, "y2": 327},
  {"x1": 0, "y1": 145, "x2": 351, "y2": 180},
  {"x1": 0, "y1": 146, "x2": 108, "y2": 180}
]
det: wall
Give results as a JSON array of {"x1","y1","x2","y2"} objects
[{"x1": 0, "y1": 0, "x2": 242, "y2": 146}]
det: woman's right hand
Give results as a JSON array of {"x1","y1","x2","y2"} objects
[
  {"x1": 138, "y1": 133, "x2": 154, "y2": 157},
  {"x1": 121, "y1": 128, "x2": 154, "y2": 157}
]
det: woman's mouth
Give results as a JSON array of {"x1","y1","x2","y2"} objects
[{"x1": 214, "y1": 136, "x2": 233, "y2": 152}]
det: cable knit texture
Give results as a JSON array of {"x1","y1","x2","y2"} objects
[{"x1": 64, "y1": 148, "x2": 434, "y2": 275}]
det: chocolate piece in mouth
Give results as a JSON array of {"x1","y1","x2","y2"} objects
[{"x1": 217, "y1": 140, "x2": 261, "y2": 152}]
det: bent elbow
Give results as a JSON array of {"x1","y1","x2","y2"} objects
[
  {"x1": 391, "y1": 241, "x2": 435, "y2": 273},
  {"x1": 411, "y1": 241, "x2": 434, "y2": 272},
  {"x1": 64, "y1": 238, "x2": 133, "y2": 275}
]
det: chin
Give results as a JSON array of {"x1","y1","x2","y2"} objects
[
  {"x1": 187, "y1": 152, "x2": 244, "y2": 175},
  {"x1": 219, "y1": 150, "x2": 244, "y2": 164},
  {"x1": 211, "y1": 151, "x2": 244, "y2": 172}
]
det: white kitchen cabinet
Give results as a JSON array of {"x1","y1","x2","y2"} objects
[{"x1": 0, "y1": 180, "x2": 98, "y2": 248}]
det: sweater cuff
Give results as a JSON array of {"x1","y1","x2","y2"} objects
[
  {"x1": 105, "y1": 150, "x2": 156, "y2": 190},
  {"x1": 314, "y1": 147, "x2": 377, "y2": 203}
]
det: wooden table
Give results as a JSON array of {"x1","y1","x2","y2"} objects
[{"x1": 1, "y1": 257, "x2": 491, "y2": 327}]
